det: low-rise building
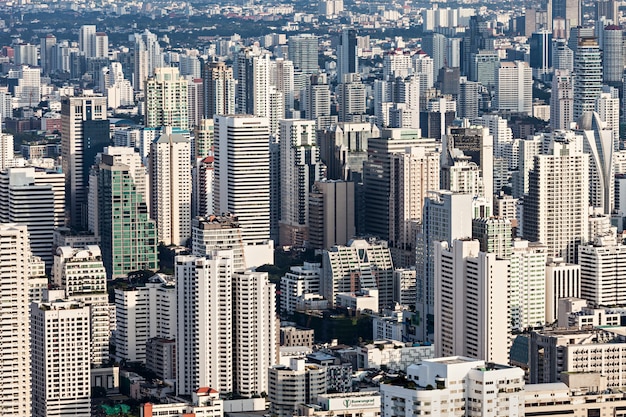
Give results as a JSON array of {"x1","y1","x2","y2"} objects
[
  {"x1": 140, "y1": 387, "x2": 223, "y2": 417},
  {"x1": 299, "y1": 392, "x2": 381, "y2": 417},
  {"x1": 357, "y1": 340, "x2": 435, "y2": 372}
]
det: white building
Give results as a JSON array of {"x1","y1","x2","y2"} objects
[
  {"x1": 31, "y1": 292, "x2": 91, "y2": 417},
  {"x1": 145, "y1": 67, "x2": 189, "y2": 130},
  {"x1": 495, "y1": 61, "x2": 532, "y2": 115},
  {"x1": 0, "y1": 224, "x2": 34, "y2": 416},
  {"x1": 579, "y1": 233, "x2": 626, "y2": 306},
  {"x1": 357, "y1": 340, "x2": 435, "y2": 371},
  {"x1": 434, "y1": 239, "x2": 509, "y2": 364},
  {"x1": 214, "y1": 115, "x2": 271, "y2": 245},
  {"x1": 550, "y1": 69, "x2": 574, "y2": 131},
  {"x1": 280, "y1": 263, "x2": 321, "y2": 314},
  {"x1": 379, "y1": 357, "x2": 524, "y2": 417},
  {"x1": 509, "y1": 240, "x2": 548, "y2": 331},
  {"x1": 140, "y1": 388, "x2": 223, "y2": 417},
  {"x1": 545, "y1": 257, "x2": 581, "y2": 323},
  {"x1": 269, "y1": 358, "x2": 326, "y2": 417},
  {"x1": 299, "y1": 392, "x2": 380, "y2": 417},
  {"x1": 149, "y1": 127, "x2": 192, "y2": 246},
  {"x1": 191, "y1": 215, "x2": 246, "y2": 270},
  {"x1": 114, "y1": 274, "x2": 176, "y2": 363}
]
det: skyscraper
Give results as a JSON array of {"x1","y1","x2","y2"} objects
[
  {"x1": 421, "y1": 32, "x2": 447, "y2": 76},
  {"x1": 337, "y1": 73, "x2": 366, "y2": 122},
  {"x1": 79, "y1": 24, "x2": 96, "y2": 57},
  {"x1": 202, "y1": 60, "x2": 236, "y2": 119},
  {"x1": 550, "y1": 69, "x2": 574, "y2": 130},
  {"x1": 602, "y1": 25, "x2": 623, "y2": 87},
  {"x1": 308, "y1": 180, "x2": 356, "y2": 250},
  {"x1": 573, "y1": 37, "x2": 602, "y2": 120},
  {"x1": 529, "y1": 30, "x2": 552, "y2": 78},
  {"x1": 145, "y1": 67, "x2": 189, "y2": 130},
  {"x1": 133, "y1": 30, "x2": 163, "y2": 92},
  {"x1": 495, "y1": 61, "x2": 532, "y2": 115},
  {"x1": 551, "y1": 0, "x2": 581, "y2": 35},
  {"x1": 288, "y1": 34, "x2": 319, "y2": 74},
  {"x1": 279, "y1": 119, "x2": 323, "y2": 247},
  {"x1": 214, "y1": 115, "x2": 270, "y2": 245},
  {"x1": 337, "y1": 28, "x2": 358, "y2": 82},
  {"x1": 0, "y1": 223, "x2": 34, "y2": 416},
  {"x1": 523, "y1": 132, "x2": 589, "y2": 262},
  {"x1": 149, "y1": 127, "x2": 192, "y2": 246},
  {"x1": 61, "y1": 94, "x2": 109, "y2": 229}
]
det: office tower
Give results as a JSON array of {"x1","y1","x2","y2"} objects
[
  {"x1": 302, "y1": 73, "x2": 331, "y2": 123},
  {"x1": 573, "y1": 37, "x2": 602, "y2": 120},
  {"x1": 202, "y1": 61, "x2": 235, "y2": 119},
  {"x1": 14, "y1": 43, "x2": 37, "y2": 66},
  {"x1": 495, "y1": 61, "x2": 532, "y2": 115},
  {"x1": 529, "y1": 31, "x2": 552, "y2": 78},
  {"x1": 545, "y1": 258, "x2": 581, "y2": 322},
  {"x1": 53, "y1": 246, "x2": 111, "y2": 365},
  {"x1": 552, "y1": 0, "x2": 581, "y2": 34},
  {"x1": 114, "y1": 274, "x2": 176, "y2": 363},
  {"x1": 308, "y1": 180, "x2": 356, "y2": 250},
  {"x1": 320, "y1": 121, "x2": 377, "y2": 182},
  {"x1": 145, "y1": 67, "x2": 189, "y2": 130},
  {"x1": 40, "y1": 34, "x2": 56, "y2": 74},
  {"x1": 270, "y1": 58, "x2": 295, "y2": 115},
  {"x1": 552, "y1": 38, "x2": 574, "y2": 71},
  {"x1": 176, "y1": 252, "x2": 277, "y2": 397},
  {"x1": 232, "y1": 269, "x2": 277, "y2": 397},
  {"x1": 421, "y1": 32, "x2": 447, "y2": 76},
  {"x1": 149, "y1": 127, "x2": 192, "y2": 246},
  {"x1": 578, "y1": 111, "x2": 615, "y2": 214},
  {"x1": 279, "y1": 119, "x2": 323, "y2": 247},
  {"x1": 597, "y1": 0, "x2": 619, "y2": 22},
  {"x1": 470, "y1": 50, "x2": 499, "y2": 89},
  {"x1": 363, "y1": 129, "x2": 438, "y2": 240},
  {"x1": 596, "y1": 89, "x2": 620, "y2": 150},
  {"x1": 421, "y1": 96, "x2": 457, "y2": 140},
  {"x1": 235, "y1": 48, "x2": 272, "y2": 118},
  {"x1": 337, "y1": 73, "x2": 366, "y2": 122},
  {"x1": 191, "y1": 215, "x2": 246, "y2": 270},
  {"x1": 94, "y1": 32, "x2": 108, "y2": 58},
  {"x1": 269, "y1": 359, "x2": 326, "y2": 417},
  {"x1": 322, "y1": 239, "x2": 394, "y2": 310},
  {"x1": 434, "y1": 239, "x2": 509, "y2": 363},
  {"x1": 214, "y1": 115, "x2": 270, "y2": 244},
  {"x1": 438, "y1": 67, "x2": 460, "y2": 97},
  {"x1": 61, "y1": 95, "x2": 109, "y2": 229},
  {"x1": 475, "y1": 114, "x2": 513, "y2": 159},
  {"x1": 388, "y1": 146, "x2": 440, "y2": 267},
  {"x1": 95, "y1": 149, "x2": 158, "y2": 277},
  {"x1": 458, "y1": 78, "x2": 479, "y2": 120},
  {"x1": 133, "y1": 30, "x2": 164, "y2": 92},
  {"x1": 0, "y1": 167, "x2": 64, "y2": 266},
  {"x1": 579, "y1": 233, "x2": 626, "y2": 306},
  {"x1": 417, "y1": 191, "x2": 476, "y2": 342},
  {"x1": 550, "y1": 69, "x2": 574, "y2": 130},
  {"x1": 602, "y1": 25, "x2": 623, "y2": 87},
  {"x1": 31, "y1": 292, "x2": 91, "y2": 417},
  {"x1": 79, "y1": 24, "x2": 96, "y2": 57},
  {"x1": 461, "y1": 15, "x2": 489, "y2": 76},
  {"x1": 9, "y1": 65, "x2": 41, "y2": 108},
  {"x1": 523, "y1": 133, "x2": 589, "y2": 262},
  {"x1": 413, "y1": 52, "x2": 435, "y2": 93},
  {"x1": 0, "y1": 224, "x2": 33, "y2": 416},
  {"x1": 471, "y1": 217, "x2": 512, "y2": 259},
  {"x1": 441, "y1": 122, "x2": 494, "y2": 202},
  {"x1": 288, "y1": 34, "x2": 319, "y2": 74},
  {"x1": 508, "y1": 240, "x2": 548, "y2": 331},
  {"x1": 193, "y1": 156, "x2": 214, "y2": 219},
  {"x1": 337, "y1": 28, "x2": 358, "y2": 82}
]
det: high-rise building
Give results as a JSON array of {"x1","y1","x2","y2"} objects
[
  {"x1": 214, "y1": 115, "x2": 270, "y2": 245},
  {"x1": 52, "y1": 246, "x2": 111, "y2": 365},
  {"x1": 31, "y1": 291, "x2": 91, "y2": 417},
  {"x1": 176, "y1": 252, "x2": 277, "y2": 397},
  {"x1": 235, "y1": 48, "x2": 273, "y2": 119},
  {"x1": 545, "y1": 257, "x2": 581, "y2": 323},
  {"x1": 133, "y1": 30, "x2": 163, "y2": 92},
  {"x1": 94, "y1": 32, "x2": 108, "y2": 58},
  {"x1": 509, "y1": 240, "x2": 548, "y2": 331},
  {"x1": 322, "y1": 239, "x2": 394, "y2": 310},
  {"x1": 79, "y1": 25, "x2": 96, "y2": 57},
  {"x1": 529, "y1": 31, "x2": 552, "y2": 78},
  {"x1": 279, "y1": 119, "x2": 323, "y2": 247},
  {"x1": 573, "y1": 37, "x2": 602, "y2": 120},
  {"x1": 114, "y1": 274, "x2": 176, "y2": 363},
  {"x1": 421, "y1": 32, "x2": 447, "y2": 76},
  {"x1": 434, "y1": 239, "x2": 509, "y2": 363},
  {"x1": 40, "y1": 34, "x2": 56, "y2": 75},
  {"x1": 552, "y1": 38, "x2": 574, "y2": 71},
  {"x1": 302, "y1": 73, "x2": 332, "y2": 124},
  {"x1": 149, "y1": 127, "x2": 192, "y2": 246},
  {"x1": 577, "y1": 111, "x2": 615, "y2": 214},
  {"x1": 595, "y1": 90, "x2": 620, "y2": 150},
  {"x1": 337, "y1": 73, "x2": 367, "y2": 122},
  {"x1": 202, "y1": 61, "x2": 236, "y2": 119},
  {"x1": 94, "y1": 149, "x2": 158, "y2": 278},
  {"x1": 579, "y1": 234, "x2": 626, "y2": 307},
  {"x1": 61, "y1": 94, "x2": 109, "y2": 229},
  {"x1": 0, "y1": 167, "x2": 65, "y2": 266},
  {"x1": 552, "y1": 0, "x2": 581, "y2": 35},
  {"x1": 471, "y1": 217, "x2": 512, "y2": 259},
  {"x1": 602, "y1": 25, "x2": 623, "y2": 87},
  {"x1": 308, "y1": 180, "x2": 356, "y2": 250},
  {"x1": 337, "y1": 28, "x2": 358, "y2": 82},
  {"x1": 388, "y1": 146, "x2": 440, "y2": 267},
  {"x1": 191, "y1": 215, "x2": 246, "y2": 271},
  {"x1": 550, "y1": 69, "x2": 574, "y2": 130},
  {"x1": 523, "y1": 132, "x2": 589, "y2": 262},
  {"x1": 0, "y1": 224, "x2": 34, "y2": 416},
  {"x1": 495, "y1": 61, "x2": 532, "y2": 115},
  {"x1": 269, "y1": 358, "x2": 326, "y2": 417},
  {"x1": 288, "y1": 34, "x2": 319, "y2": 74},
  {"x1": 145, "y1": 67, "x2": 189, "y2": 130},
  {"x1": 270, "y1": 58, "x2": 295, "y2": 115}
]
